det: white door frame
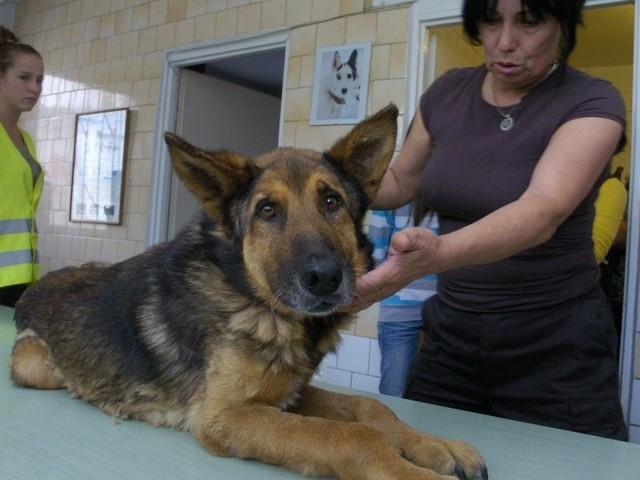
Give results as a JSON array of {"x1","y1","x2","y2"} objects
[
  {"x1": 145, "y1": 29, "x2": 290, "y2": 247},
  {"x1": 406, "y1": 0, "x2": 639, "y2": 427}
]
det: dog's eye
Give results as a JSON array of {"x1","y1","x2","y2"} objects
[
  {"x1": 257, "y1": 200, "x2": 276, "y2": 220},
  {"x1": 324, "y1": 193, "x2": 341, "y2": 213}
]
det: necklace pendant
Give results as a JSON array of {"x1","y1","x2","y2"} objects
[{"x1": 500, "y1": 116, "x2": 514, "y2": 131}]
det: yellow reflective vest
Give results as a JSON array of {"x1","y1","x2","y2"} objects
[{"x1": 0, "y1": 125, "x2": 43, "y2": 288}]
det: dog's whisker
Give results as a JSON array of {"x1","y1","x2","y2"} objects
[{"x1": 269, "y1": 290, "x2": 284, "y2": 319}]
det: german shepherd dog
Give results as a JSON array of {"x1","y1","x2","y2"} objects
[{"x1": 10, "y1": 105, "x2": 487, "y2": 480}]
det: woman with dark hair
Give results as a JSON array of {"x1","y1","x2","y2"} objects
[
  {"x1": 0, "y1": 27, "x2": 45, "y2": 307},
  {"x1": 348, "y1": 0, "x2": 628, "y2": 440}
]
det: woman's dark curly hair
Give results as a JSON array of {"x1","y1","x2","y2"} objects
[
  {"x1": 0, "y1": 26, "x2": 42, "y2": 75},
  {"x1": 462, "y1": 0, "x2": 587, "y2": 62}
]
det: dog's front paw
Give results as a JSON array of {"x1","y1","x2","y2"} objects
[
  {"x1": 402, "y1": 436, "x2": 488, "y2": 480},
  {"x1": 444, "y1": 439, "x2": 488, "y2": 480}
]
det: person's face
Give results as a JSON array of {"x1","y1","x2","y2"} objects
[
  {"x1": 479, "y1": 0, "x2": 562, "y2": 90},
  {"x1": 0, "y1": 53, "x2": 44, "y2": 114}
]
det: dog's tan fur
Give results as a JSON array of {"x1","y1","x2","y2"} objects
[{"x1": 11, "y1": 105, "x2": 487, "y2": 479}]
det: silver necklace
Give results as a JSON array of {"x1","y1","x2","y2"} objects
[
  {"x1": 492, "y1": 61, "x2": 559, "y2": 132},
  {"x1": 495, "y1": 102, "x2": 521, "y2": 132}
]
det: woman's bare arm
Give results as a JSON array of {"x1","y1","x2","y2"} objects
[{"x1": 348, "y1": 116, "x2": 623, "y2": 311}]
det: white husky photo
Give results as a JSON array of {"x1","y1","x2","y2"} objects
[{"x1": 311, "y1": 43, "x2": 371, "y2": 125}]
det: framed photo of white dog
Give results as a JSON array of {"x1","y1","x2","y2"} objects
[{"x1": 310, "y1": 42, "x2": 371, "y2": 125}]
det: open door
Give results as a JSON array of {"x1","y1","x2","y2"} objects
[
  {"x1": 168, "y1": 68, "x2": 281, "y2": 239},
  {"x1": 146, "y1": 29, "x2": 289, "y2": 247}
]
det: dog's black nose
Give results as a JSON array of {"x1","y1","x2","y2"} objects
[
  {"x1": 300, "y1": 258, "x2": 343, "y2": 296},
  {"x1": 341, "y1": 88, "x2": 348, "y2": 94}
]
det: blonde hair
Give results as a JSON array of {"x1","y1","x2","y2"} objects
[{"x1": 0, "y1": 26, "x2": 42, "y2": 75}]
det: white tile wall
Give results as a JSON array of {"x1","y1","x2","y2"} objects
[
  {"x1": 314, "y1": 333, "x2": 381, "y2": 394},
  {"x1": 352, "y1": 373, "x2": 382, "y2": 393},
  {"x1": 335, "y1": 335, "x2": 371, "y2": 375}
]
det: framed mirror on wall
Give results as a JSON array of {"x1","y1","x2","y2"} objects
[{"x1": 70, "y1": 108, "x2": 129, "y2": 224}]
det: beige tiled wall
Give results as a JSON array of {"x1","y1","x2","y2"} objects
[{"x1": 15, "y1": 0, "x2": 410, "y2": 339}]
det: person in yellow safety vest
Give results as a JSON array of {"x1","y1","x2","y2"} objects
[
  {"x1": 0, "y1": 26, "x2": 45, "y2": 307},
  {"x1": 593, "y1": 172, "x2": 628, "y2": 264}
]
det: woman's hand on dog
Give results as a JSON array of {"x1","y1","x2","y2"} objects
[{"x1": 344, "y1": 227, "x2": 441, "y2": 312}]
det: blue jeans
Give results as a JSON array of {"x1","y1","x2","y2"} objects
[{"x1": 377, "y1": 317, "x2": 423, "y2": 397}]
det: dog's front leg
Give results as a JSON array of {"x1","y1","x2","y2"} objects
[
  {"x1": 291, "y1": 385, "x2": 488, "y2": 480},
  {"x1": 196, "y1": 402, "x2": 466, "y2": 480}
]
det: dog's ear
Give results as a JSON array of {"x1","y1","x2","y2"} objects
[
  {"x1": 348, "y1": 49, "x2": 358, "y2": 69},
  {"x1": 325, "y1": 104, "x2": 398, "y2": 202},
  {"x1": 332, "y1": 51, "x2": 342, "y2": 69},
  {"x1": 164, "y1": 132, "x2": 257, "y2": 235}
]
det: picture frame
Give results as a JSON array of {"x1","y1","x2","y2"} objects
[
  {"x1": 310, "y1": 42, "x2": 372, "y2": 125},
  {"x1": 70, "y1": 108, "x2": 130, "y2": 224}
]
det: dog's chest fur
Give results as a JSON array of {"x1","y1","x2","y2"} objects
[{"x1": 41, "y1": 235, "x2": 351, "y2": 428}]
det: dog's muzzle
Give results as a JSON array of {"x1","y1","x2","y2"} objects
[{"x1": 279, "y1": 252, "x2": 353, "y2": 316}]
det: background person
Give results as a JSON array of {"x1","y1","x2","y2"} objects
[
  {"x1": 348, "y1": 0, "x2": 627, "y2": 440},
  {"x1": 0, "y1": 26, "x2": 44, "y2": 307},
  {"x1": 593, "y1": 172, "x2": 628, "y2": 264},
  {"x1": 369, "y1": 200, "x2": 438, "y2": 397},
  {"x1": 595, "y1": 168, "x2": 629, "y2": 340}
]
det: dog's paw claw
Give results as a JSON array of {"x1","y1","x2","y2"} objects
[
  {"x1": 482, "y1": 465, "x2": 489, "y2": 479},
  {"x1": 454, "y1": 464, "x2": 468, "y2": 480},
  {"x1": 453, "y1": 462, "x2": 488, "y2": 480}
]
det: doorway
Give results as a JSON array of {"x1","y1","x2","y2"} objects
[
  {"x1": 167, "y1": 54, "x2": 284, "y2": 238},
  {"x1": 146, "y1": 29, "x2": 290, "y2": 246}
]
